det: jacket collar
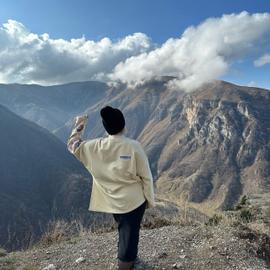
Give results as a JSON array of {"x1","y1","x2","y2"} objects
[{"x1": 108, "y1": 134, "x2": 125, "y2": 139}]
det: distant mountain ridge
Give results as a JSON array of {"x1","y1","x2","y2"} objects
[
  {"x1": 0, "y1": 81, "x2": 108, "y2": 132},
  {"x1": 0, "y1": 78, "x2": 269, "y2": 212}
]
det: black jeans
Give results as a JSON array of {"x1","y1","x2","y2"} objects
[{"x1": 112, "y1": 200, "x2": 147, "y2": 262}]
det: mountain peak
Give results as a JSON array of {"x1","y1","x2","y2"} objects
[{"x1": 190, "y1": 80, "x2": 270, "y2": 103}]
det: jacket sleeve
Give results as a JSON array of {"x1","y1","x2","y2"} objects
[
  {"x1": 135, "y1": 142, "x2": 156, "y2": 209},
  {"x1": 67, "y1": 114, "x2": 89, "y2": 166}
]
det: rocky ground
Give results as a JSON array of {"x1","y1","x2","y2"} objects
[{"x1": 0, "y1": 222, "x2": 269, "y2": 270}]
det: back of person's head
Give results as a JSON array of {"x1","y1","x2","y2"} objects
[{"x1": 100, "y1": 106, "x2": 125, "y2": 135}]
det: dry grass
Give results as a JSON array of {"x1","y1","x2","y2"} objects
[
  {"x1": 187, "y1": 200, "x2": 221, "y2": 217},
  {"x1": 32, "y1": 218, "x2": 100, "y2": 248},
  {"x1": 32, "y1": 196, "x2": 201, "y2": 248},
  {"x1": 87, "y1": 214, "x2": 117, "y2": 235},
  {"x1": 156, "y1": 193, "x2": 212, "y2": 223},
  {"x1": 247, "y1": 222, "x2": 270, "y2": 235},
  {"x1": 32, "y1": 214, "x2": 118, "y2": 248},
  {"x1": 29, "y1": 193, "x2": 270, "y2": 250}
]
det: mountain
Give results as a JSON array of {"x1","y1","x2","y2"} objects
[
  {"x1": 0, "y1": 104, "x2": 92, "y2": 252},
  {"x1": 140, "y1": 80, "x2": 270, "y2": 209},
  {"x1": 55, "y1": 79, "x2": 270, "y2": 210},
  {"x1": 0, "y1": 81, "x2": 108, "y2": 132},
  {"x1": 0, "y1": 78, "x2": 269, "y2": 211},
  {"x1": 64, "y1": 79, "x2": 270, "y2": 210}
]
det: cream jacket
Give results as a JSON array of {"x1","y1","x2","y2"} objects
[{"x1": 67, "y1": 115, "x2": 155, "y2": 213}]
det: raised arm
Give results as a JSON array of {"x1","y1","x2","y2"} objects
[
  {"x1": 67, "y1": 114, "x2": 89, "y2": 164},
  {"x1": 135, "y1": 142, "x2": 156, "y2": 209}
]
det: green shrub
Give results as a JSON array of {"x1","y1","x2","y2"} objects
[
  {"x1": 239, "y1": 209, "x2": 252, "y2": 223},
  {"x1": 205, "y1": 214, "x2": 223, "y2": 226},
  {"x1": 234, "y1": 195, "x2": 249, "y2": 210}
]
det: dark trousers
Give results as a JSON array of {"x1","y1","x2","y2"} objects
[{"x1": 112, "y1": 200, "x2": 147, "y2": 262}]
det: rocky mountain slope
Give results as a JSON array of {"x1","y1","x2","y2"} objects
[
  {"x1": 57, "y1": 79, "x2": 270, "y2": 211},
  {"x1": 0, "y1": 78, "x2": 269, "y2": 213},
  {"x1": 151, "y1": 80, "x2": 270, "y2": 210},
  {"x1": 0, "y1": 104, "x2": 92, "y2": 252}
]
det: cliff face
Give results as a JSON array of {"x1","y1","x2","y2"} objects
[{"x1": 141, "y1": 81, "x2": 270, "y2": 209}]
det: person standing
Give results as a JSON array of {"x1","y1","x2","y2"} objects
[{"x1": 67, "y1": 105, "x2": 155, "y2": 270}]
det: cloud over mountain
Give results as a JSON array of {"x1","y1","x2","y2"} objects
[
  {"x1": 1, "y1": 12, "x2": 270, "y2": 89},
  {"x1": 110, "y1": 12, "x2": 270, "y2": 90}
]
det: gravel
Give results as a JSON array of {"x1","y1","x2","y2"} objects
[{"x1": 0, "y1": 224, "x2": 269, "y2": 270}]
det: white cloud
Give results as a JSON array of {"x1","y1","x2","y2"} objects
[
  {"x1": 254, "y1": 53, "x2": 270, "y2": 67},
  {"x1": 0, "y1": 12, "x2": 270, "y2": 89},
  {"x1": 0, "y1": 20, "x2": 152, "y2": 85},
  {"x1": 110, "y1": 11, "x2": 270, "y2": 90}
]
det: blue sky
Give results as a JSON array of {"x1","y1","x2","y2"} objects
[
  {"x1": 1, "y1": 0, "x2": 269, "y2": 42},
  {"x1": 0, "y1": 0, "x2": 270, "y2": 89},
  {"x1": 0, "y1": 0, "x2": 270, "y2": 43}
]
